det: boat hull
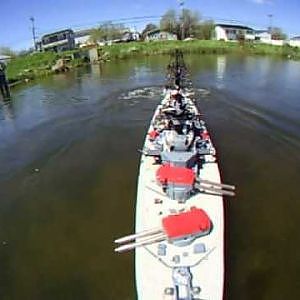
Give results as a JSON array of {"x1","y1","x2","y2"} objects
[{"x1": 135, "y1": 94, "x2": 224, "y2": 300}]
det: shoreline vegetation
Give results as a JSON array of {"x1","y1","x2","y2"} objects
[{"x1": 7, "y1": 40, "x2": 300, "y2": 85}]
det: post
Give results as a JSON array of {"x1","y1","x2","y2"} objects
[
  {"x1": 30, "y1": 17, "x2": 37, "y2": 51},
  {"x1": 268, "y1": 14, "x2": 273, "y2": 34},
  {"x1": 178, "y1": 0, "x2": 185, "y2": 40}
]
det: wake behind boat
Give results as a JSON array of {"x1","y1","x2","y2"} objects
[{"x1": 115, "y1": 50, "x2": 235, "y2": 300}]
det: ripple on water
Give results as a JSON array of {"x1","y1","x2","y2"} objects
[{"x1": 118, "y1": 86, "x2": 163, "y2": 102}]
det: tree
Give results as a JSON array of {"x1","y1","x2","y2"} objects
[
  {"x1": 89, "y1": 28, "x2": 104, "y2": 43},
  {"x1": 160, "y1": 9, "x2": 178, "y2": 34},
  {"x1": 89, "y1": 23, "x2": 126, "y2": 43},
  {"x1": 270, "y1": 27, "x2": 287, "y2": 40},
  {"x1": 179, "y1": 9, "x2": 200, "y2": 39},
  {"x1": 194, "y1": 20, "x2": 215, "y2": 40},
  {"x1": 0, "y1": 47, "x2": 16, "y2": 57},
  {"x1": 141, "y1": 23, "x2": 158, "y2": 40}
]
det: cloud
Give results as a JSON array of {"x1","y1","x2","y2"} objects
[{"x1": 252, "y1": 0, "x2": 273, "y2": 4}]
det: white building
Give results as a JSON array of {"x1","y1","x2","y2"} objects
[
  {"x1": 74, "y1": 29, "x2": 92, "y2": 47},
  {"x1": 289, "y1": 36, "x2": 300, "y2": 47},
  {"x1": 0, "y1": 55, "x2": 11, "y2": 63},
  {"x1": 255, "y1": 30, "x2": 272, "y2": 43},
  {"x1": 215, "y1": 24, "x2": 255, "y2": 41},
  {"x1": 145, "y1": 30, "x2": 177, "y2": 42},
  {"x1": 41, "y1": 29, "x2": 75, "y2": 52}
]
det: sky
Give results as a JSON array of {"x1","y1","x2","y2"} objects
[{"x1": 1, "y1": 0, "x2": 299, "y2": 50}]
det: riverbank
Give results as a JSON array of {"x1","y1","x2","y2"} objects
[
  {"x1": 102, "y1": 40, "x2": 300, "y2": 60},
  {"x1": 7, "y1": 50, "x2": 88, "y2": 84},
  {"x1": 7, "y1": 40, "x2": 300, "y2": 83}
]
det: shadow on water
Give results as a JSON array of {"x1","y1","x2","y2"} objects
[{"x1": 0, "y1": 54, "x2": 300, "y2": 299}]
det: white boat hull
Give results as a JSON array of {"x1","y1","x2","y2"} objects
[{"x1": 135, "y1": 93, "x2": 224, "y2": 300}]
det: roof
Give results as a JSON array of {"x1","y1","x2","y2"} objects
[
  {"x1": 291, "y1": 36, "x2": 300, "y2": 41},
  {"x1": 0, "y1": 55, "x2": 11, "y2": 60},
  {"x1": 74, "y1": 29, "x2": 92, "y2": 38},
  {"x1": 42, "y1": 29, "x2": 74, "y2": 39},
  {"x1": 255, "y1": 30, "x2": 270, "y2": 34},
  {"x1": 146, "y1": 29, "x2": 174, "y2": 36},
  {"x1": 215, "y1": 23, "x2": 254, "y2": 31}
]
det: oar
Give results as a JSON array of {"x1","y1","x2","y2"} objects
[{"x1": 196, "y1": 179, "x2": 235, "y2": 191}]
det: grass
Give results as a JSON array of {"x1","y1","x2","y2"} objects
[
  {"x1": 6, "y1": 50, "x2": 87, "y2": 82},
  {"x1": 101, "y1": 40, "x2": 300, "y2": 60},
  {"x1": 6, "y1": 40, "x2": 300, "y2": 83}
]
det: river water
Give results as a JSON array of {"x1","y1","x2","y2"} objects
[{"x1": 0, "y1": 54, "x2": 299, "y2": 299}]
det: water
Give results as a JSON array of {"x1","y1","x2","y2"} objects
[{"x1": 0, "y1": 55, "x2": 299, "y2": 299}]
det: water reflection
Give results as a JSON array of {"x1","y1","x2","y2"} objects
[
  {"x1": 0, "y1": 98, "x2": 15, "y2": 120},
  {"x1": 216, "y1": 55, "x2": 226, "y2": 89},
  {"x1": 90, "y1": 63, "x2": 102, "y2": 77}
]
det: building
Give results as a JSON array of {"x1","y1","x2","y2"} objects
[
  {"x1": 255, "y1": 30, "x2": 272, "y2": 43},
  {"x1": 0, "y1": 55, "x2": 11, "y2": 63},
  {"x1": 122, "y1": 31, "x2": 141, "y2": 42},
  {"x1": 74, "y1": 29, "x2": 92, "y2": 47},
  {"x1": 145, "y1": 30, "x2": 177, "y2": 42},
  {"x1": 289, "y1": 36, "x2": 300, "y2": 47},
  {"x1": 41, "y1": 29, "x2": 75, "y2": 52},
  {"x1": 215, "y1": 24, "x2": 255, "y2": 41}
]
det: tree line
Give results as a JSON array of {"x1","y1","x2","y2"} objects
[
  {"x1": 89, "y1": 9, "x2": 215, "y2": 42},
  {"x1": 142, "y1": 9, "x2": 214, "y2": 40},
  {"x1": 0, "y1": 9, "x2": 288, "y2": 55}
]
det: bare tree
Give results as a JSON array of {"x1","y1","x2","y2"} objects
[
  {"x1": 89, "y1": 23, "x2": 126, "y2": 43},
  {"x1": 179, "y1": 9, "x2": 200, "y2": 39},
  {"x1": 0, "y1": 47, "x2": 17, "y2": 57},
  {"x1": 160, "y1": 9, "x2": 178, "y2": 34}
]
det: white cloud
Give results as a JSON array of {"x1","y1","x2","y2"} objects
[{"x1": 252, "y1": 0, "x2": 273, "y2": 4}]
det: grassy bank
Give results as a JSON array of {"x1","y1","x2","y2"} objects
[
  {"x1": 102, "y1": 40, "x2": 300, "y2": 60},
  {"x1": 7, "y1": 50, "x2": 87, "y2": 83},
  {"x1": 7, "y1": 40, "x2": 300, "y2": 83}
]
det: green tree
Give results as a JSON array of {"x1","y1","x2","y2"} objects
[
  {"x1": 141, "y1": 23, "x2": 158, "y2": 40},
  {"x1": 270, "y1": 27, "x2": 287, "y2": 40},
  {"x1": 194, "y1": 20, "x2": 215, "y2": 40},
  {"x1": 89, "y1": 28, "x2": 105, "y2": 43}
]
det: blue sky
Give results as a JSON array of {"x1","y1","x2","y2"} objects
[{"x1": 1, "y1": 0, "x2": 299, "y2": 50}]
